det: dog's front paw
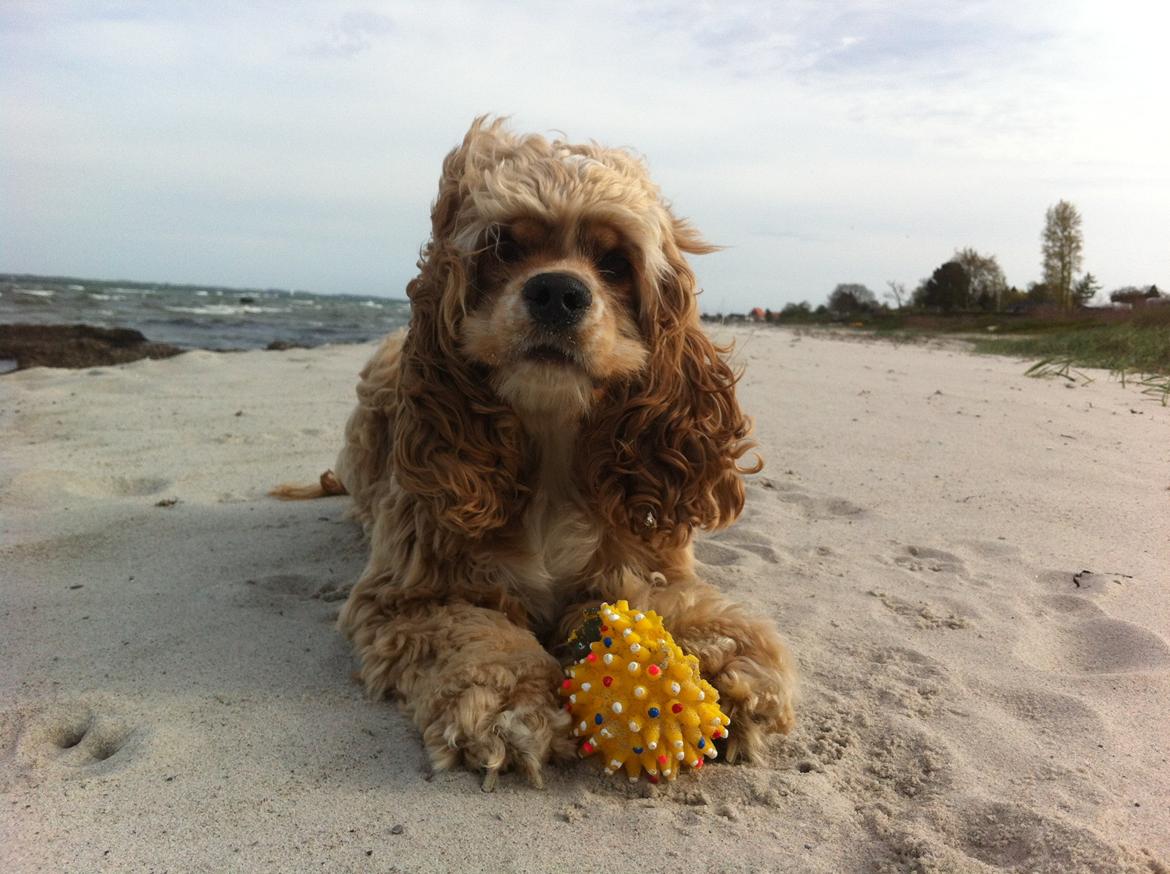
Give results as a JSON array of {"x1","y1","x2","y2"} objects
[
  {"x1": 708, "y1": 654, "x2": 796, "y2": 763},
  {"x1": 418, "y1": 668, "x2": 575, "y2": 791},
  {"x1": 675, "y1": 625, "x2": 796, "y2": 764}
]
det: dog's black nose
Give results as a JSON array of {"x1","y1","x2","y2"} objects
[{"x1": 521, "y1": 272, "x2": 592, "y2": 329}]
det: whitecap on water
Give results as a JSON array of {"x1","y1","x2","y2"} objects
[{"x1": 166, "y1": 304, "x2": 290, "y2": 316}]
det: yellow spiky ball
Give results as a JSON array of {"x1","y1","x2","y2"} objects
[{"x1": 560, "y1": 600, "x2": 730, "y2": 782}]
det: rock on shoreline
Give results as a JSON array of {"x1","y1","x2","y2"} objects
[{"x1": 0, "y1": 323, "x2": 185, "y2": 372}]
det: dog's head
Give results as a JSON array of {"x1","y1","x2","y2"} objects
[{"x1": 395, "y1": 118, "x2": 759, "y2": 544}]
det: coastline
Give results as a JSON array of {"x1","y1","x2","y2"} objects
[{"x1": 3, "y1": 327, "x2": 1168, "y2": 873}]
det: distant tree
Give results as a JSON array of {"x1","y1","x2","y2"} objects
[
  {"x1": 780, "y1": 301, "x2": 812, "y2": 317},
  {"x1": 884, "y1": 280, "x2": 907, "y2": 310},
  {"x1": 1073, "y1": 272, "x2": 1102, "y2": 306},
  {"x1": 953, "y1": 247, "x2": 1007, "y2": 310},
  {"x1": 814, "y1": 304, "x2": 829, "y2": 316},
  {"x1": 913, "y1": 262, "x2": 970, "y2": 312},
  {"x1": 1027, "y1": 281, "x2": 1055, "y2": 305},
  {"x1": 1041, "y1": 200, "x2": 1084, "y2": 310},
  {"x1": 1109, "y1": 285, "x2": 1162, "y2": 306},
  {"x1": 1001, "y1": 286, "x2": 1028, "y2": 308},
  {"x1": 827, "y1": 283, "x2": 878, "y2": 314}
]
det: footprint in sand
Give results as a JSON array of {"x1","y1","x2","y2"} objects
[
  {"x1": 695, "y1": 501, "x2": 785, "y2": 566},
  {"x1": 863, "y1": 720, "x2": 954, "y2": 801},
  {"x1": 818, "y1": 497, "x2": 866, "y2": 518},
  {"x1": 748, "y1": 476, "x2": 813, "y2": 510},
  {"x1": 698, "y1": 534, "x2": 783, "y2": 565},
  {"x1": 1020, "y1": 615, "x2": 1170, "y2": 675},
  {"x1": 818, "y1": 644, "x2": 957, "y2": 721},
  {"x1": 892, "y1": 544, "x2": 970, "y2": 578},
  {"x1": 1015, "y1": 575, "x2": 1170, "y2": 675},
  {"x1": 780, "y1": 699, "x2": 857, "y2": 776},
  {"x1": 6, "y1": 470, "x2": 172, "y2": 501},
  {"x1": 952, "y1": 796, "x2": 1155, "y2": 872},
  {"x1": 748, "y1": 476, "x2": 866, "y2": 521},
  {"x1": 16, "y1": 703, "x2": 140, "y2": 769},
  {"x1": 868, "y1": 646, "x2": 959, "y2": 719},
  {"x1": 979, "y1": 683, "x2": 1107, "y2": 738},
  {"x1": 238, "y1": 573, "x2": 350, "y2": 608},
  {"x1": 693, "y1": 540, "x2": 745, "y2": 567},
  {"x1": 104, "y1": 475, "x2": 172, "y2": 497},
  {"x1": 868, "y1": 589, "x2": 970, "y2": 630},
  {"x1": 961, "y1": 538, "x2": 1024, "y2": 561}
]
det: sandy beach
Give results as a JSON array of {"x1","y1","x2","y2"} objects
[{"x1": 2, "y1": 327, "x2": 1167, "y2": 873}]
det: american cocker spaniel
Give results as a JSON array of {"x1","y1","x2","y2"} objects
[{"x1": 277, "y1": 118, "x2": 795, "y2": 790}]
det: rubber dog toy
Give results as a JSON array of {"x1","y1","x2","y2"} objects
[{"x1": 560, "y1": 600, "x2": 730, "y2": 782}]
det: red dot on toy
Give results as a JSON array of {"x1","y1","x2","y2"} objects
[
  {"x1": 564, "y1": 703, "x2": 572, "y2": 711},
  {"x1": 561, "y1": 679, "x2": 572, "y2": 689},
  {"x1": 712, "y1": 730, "x2": 722, "y2": 739},
  {"x1": 602, "y1": 676, "x2": 613, "y2": 687},
  {"x1": 600, "y1": 625, "x2": 608, "y2": 632},
  {"x1": 657, "y1": 754, "x2": 668, "y2": 765},
  {"x1": 671, "y1": 703, "x2": 683, "y2": 714},
  {"x1": 582, "y1": 742, "x2": 594, "y2": 754},
  {"x1": 647, "y1": 665, "x2": 661, "y2": 677},
  {"x1": 695, "y1": 759, "x2": 704, "y2": 769},
  {"x1": 586, "y1": 653, "x2": 598, "y2": 662},
  {"x1": 648, "y1": 775, "x2": 659, "y2": 784}
]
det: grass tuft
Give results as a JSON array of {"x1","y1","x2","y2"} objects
[{"x1": 970, "y1": 307, "x2": 1170, "y2": 376}]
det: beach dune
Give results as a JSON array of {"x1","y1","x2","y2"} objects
[{"x1": 2, "y1": 329, "x2": 1167, "y2": 873}]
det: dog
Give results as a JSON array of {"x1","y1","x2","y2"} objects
[{"x1": 276, "y1": 118, "x2": 796, "y2": 790}]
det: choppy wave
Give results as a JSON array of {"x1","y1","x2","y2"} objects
[
  {"x1": 16, "y1": 288, "x2": 55, "y2": 297},
  {"x1": 166, "y1": 304, "x2": 291, "y2": 316}
]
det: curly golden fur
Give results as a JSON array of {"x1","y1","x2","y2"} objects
[{"x1": 280, "y1": 118, "x2": 796, "y2": 789}]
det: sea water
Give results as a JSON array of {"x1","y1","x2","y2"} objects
[{"x1": 0, "y1": 277, "x2": 411, "y2": 350}]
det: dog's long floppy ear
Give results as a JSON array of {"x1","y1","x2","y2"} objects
[
  {"x1": 393, "y1": 120, "x2": 530, "y2": 539},
  {"x1": 581, "y1": 216, "x2": 761, "y2": 547}
]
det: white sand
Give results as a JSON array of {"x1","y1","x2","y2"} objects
[{"x1": 2, "y1": 328, "x2": 1168, "y2": 873}]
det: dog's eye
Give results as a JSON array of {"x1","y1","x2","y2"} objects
[
  {"x1": 597, "y1": 250, "x2": 631, "y2": 281},
  {"x1": 489, "y1": 226, "x2": 523, "y2": 263}
]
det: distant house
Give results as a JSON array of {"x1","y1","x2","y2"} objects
[{"x1": 749, "y1": 307, "x2": 766, "y2": 322}]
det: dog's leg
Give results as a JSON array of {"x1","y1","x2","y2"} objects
[
  {"x1": 342, "y1": 600, "x2": 575, "y2": 790},
  {"x1": 574, "y1": 576, "x2": 796, "y2": 764}
]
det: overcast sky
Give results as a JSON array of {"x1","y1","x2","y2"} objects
[{"x1": 2, "y1": 1, "x2": 1167, "y2": 310}]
